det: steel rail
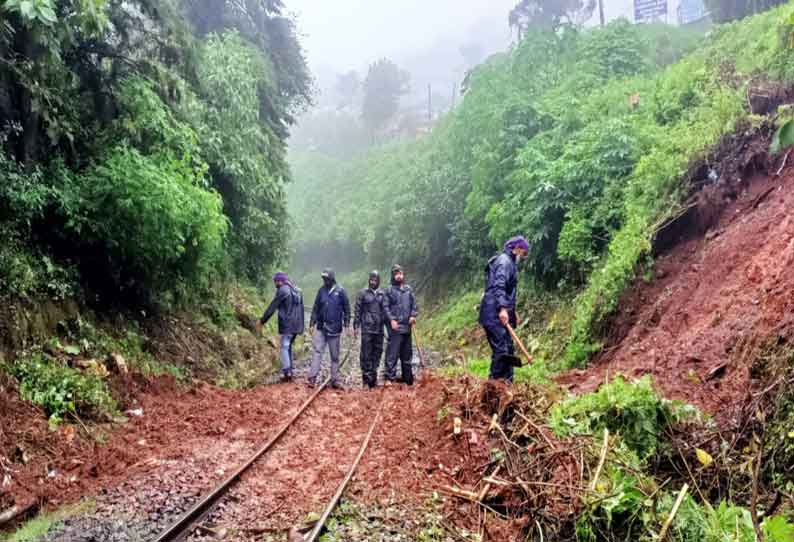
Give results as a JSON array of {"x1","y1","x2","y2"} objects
[
  {"x1": 153, "y1": 330, "x2": 357, "y2": 542},
  {"x1": 305, "y1": 397, "x2": 385, "y2": 542}
]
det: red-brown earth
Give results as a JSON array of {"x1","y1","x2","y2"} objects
[{"x1": 557, "y1": 168, "x2": 794, "y2": 416}]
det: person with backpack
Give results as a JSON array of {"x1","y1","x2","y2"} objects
[
  {"x1": 383, "y1": 264, "x2": 418, "y2": 387},
  {"x1": 354, "y1": 270, "x2": 387, "y2": 389},
  {"x1": 308, "y1": 268, "x2": 351, "y2": 389},
  {"x1": 479, "y1": 236, "x2": 530, "y2": 382},
  {"x1": 257, "y1": 272, "x2": 305, "y2": 382}
]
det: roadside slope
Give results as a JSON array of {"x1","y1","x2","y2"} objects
[{"x1": 558, "y1": 161, "x2": 794, "y2": 415}]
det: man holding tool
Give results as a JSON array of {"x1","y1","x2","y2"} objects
[
  {"x1": 479, "y1": 236, "x2": 532, "y2": 382},
  {"x1": 354, "y1": 270, "x2": 387, "y2": 389},
  {"x1": 308, "y1": 268, "x2": 351, "y2": 389},
  {"x1": 257, "y1": 272, "x2": 305, "y2": 382},
  {"x1": 383, "y1": 264, "x2": 418, "y2": 387}
]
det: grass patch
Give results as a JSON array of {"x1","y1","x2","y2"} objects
[
  {"x1": 439, "y1": 356, "x2": 553, "y2": 386},
  {"x1": 3, "y1": 501, "x2": 94, "y2": 542}
]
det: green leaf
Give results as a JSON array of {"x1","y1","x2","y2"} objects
[
  {"x1": 771, "y1": 120, "x2": 794, "y2": 155},
  {"x1": 36, "y1": 3, "x2": 57, "y2": 24},
  {"x1": 764, "y1": 515, "x2": 794, "y2": 542},
  {"x1": 18, "y1": 0, "x2": 34, "y2": 19},
  {"x1": 63, "y1": 345, "x2": 81, "y2": 356}
]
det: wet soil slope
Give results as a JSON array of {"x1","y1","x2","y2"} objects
[{"x1": 559, "y1": 168, "x2": 794, "y2": 415}]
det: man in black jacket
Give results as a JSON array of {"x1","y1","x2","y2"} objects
[
  {"x1": 354, "y1": 270, "x2": 387, "y2": 389},
  {"x1": 479, "y1": 236, "x2": 530, "y2": 382},
  {"x1": 256, "y1": 272, "x2": 305, "y2": 382},
  {"x1": 308, "y1": 268, "x2": 351, "y2": 389},
  {"x1": 384, "y1": 264, "x2": 418, "y2": 386}
]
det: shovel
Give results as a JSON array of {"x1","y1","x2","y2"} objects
[{"x1": 504, "y1": 322, "x2": 534, "y2": 367}]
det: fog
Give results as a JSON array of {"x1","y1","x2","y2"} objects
[{"x1": 288, "y1": 0, "x2": 517, "y2": 74}]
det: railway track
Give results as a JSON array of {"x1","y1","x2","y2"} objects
[{"x1": 153, "y1": 337, "x2": 385, "y2": 542}]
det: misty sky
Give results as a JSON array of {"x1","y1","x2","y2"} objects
[
  {"x1": 286, "y1": 0, "x2": 518, "y2": 73},
  {"x1": 286, "y1": 0, "x2": 687, "y2": 75}
]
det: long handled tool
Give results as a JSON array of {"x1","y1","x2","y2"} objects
[
  {"x1": 505, "y1": 322, "x2": 533, "y2": 367},
  {"x1": 412, "y1": 326, "x2": 427, "y2": 371}
]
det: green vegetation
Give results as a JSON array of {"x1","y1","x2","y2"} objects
[
  {"x1": 5, "y1": 353, "x2": 117, "y2": 423},
  {"x1": 3, "y1": 501, "x2": 94, "y2": 542},
  {"x1": 0, "y1": 0, "x2": 310, "y2": 306},
  {"x1": 555, "y1": 377, "x2": 794, "y2": 542},
  {"x1": 549, "y1": 376, "x2": 700, "y2": 459},
  {"x1": 292, "y1": 5, "x2": 794, "y2": 370}
]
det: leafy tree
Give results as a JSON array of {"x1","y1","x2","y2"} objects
[
  {"x1": 192, "y1": 31, "x2": 291, "y2": 283},
  {"x1": 509, "y1": 0, "x2": 596, "y2": 35},
  {"x1": 361, "y1": 58, "x2": 410, "y2": 132},
  {"x1": 0, "y1": 0, "x2": 313, "y2": 305}
]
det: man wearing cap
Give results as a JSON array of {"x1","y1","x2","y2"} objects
[
  {"x1": 256, "y1": 272, "x2": 305, "y2": 382},
  {"x1": 383, "y1": 264, "x2": 419, "y2": 386},
  {"x1": 308, "y1": 268, "x2": 351, "y2": 389},
  {"x1": 479, "y1": 236, "x2": 530, "y2": 382},
  {"x1": 354, "y1": 271, "x2": 387, "y2": 389}
]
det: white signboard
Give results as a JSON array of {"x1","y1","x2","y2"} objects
[{"x1": 634, "y1": 0, "x2": 668, "y2": 22}]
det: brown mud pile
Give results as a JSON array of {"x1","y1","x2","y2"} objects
[
  {"x1": 3, "y1": 373, "x2": 582, "y2": 542},
  {"x1": 0, "y1": 375, "x2": 312, "y2": 522},
  {"x1": 558, "y1": 127, "x2": 794, "y2": 416}
]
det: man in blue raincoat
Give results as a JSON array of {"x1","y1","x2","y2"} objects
[
  {"x1": 479, "y1": 236, "x2": 529, "y2": 382},
  {"x1": 257, "y1": 272, "x2": 305, "y2": 382}
]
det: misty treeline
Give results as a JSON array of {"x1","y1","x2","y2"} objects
[
  {"x1": 0, "y1": 0, "x2": 310, "y2": 307},
  {"x1": 507, "y1": 0, "x2": 790, "y2": 33},
  {"x1": 290, "y1": 3, "x2": 794, "y2": 367}
]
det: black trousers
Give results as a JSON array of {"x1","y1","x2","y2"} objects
[
  {"x1": 483, "y1": 323, "x2": 515, "y2": 382},
  {"x1": 385, "y1": 331, "x2": 414, "y2": 385},
  {"x1": 360, "y1": 333, "x2": 383, "y2": 388}
]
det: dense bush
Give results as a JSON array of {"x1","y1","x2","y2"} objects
[
  {"x1": 548, "y1": 376, "x2": 698, "y2": 459},
  {"x1": 6, "y1": 354, "x2": 117, "y2": 423},
  {"x1": 0, "y1": 0, "x2": 310, "y2": 304},
  {"x1": 60, "y1": 147, "x2": 227, "y2": 295}
]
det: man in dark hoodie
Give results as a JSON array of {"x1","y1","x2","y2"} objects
[
  {"x1": 256, "y1": 272, "x2": 305, "y2": 382},
  {"x1": 383, "y1": 264, "x2": 418, "y2": 386},
  {"x1": 354, "y1": 270, "x2": 387, "y2": 389},
  {"x1": 308, "y1": 268, "x2": 351, "y2": 388},
  {"x1": 479, "y1": 235, "x2": 531, "y2": 382}
]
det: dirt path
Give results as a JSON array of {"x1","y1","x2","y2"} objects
[{"x1": 558, "y1": 169, "x2": 794, "y2": 416}]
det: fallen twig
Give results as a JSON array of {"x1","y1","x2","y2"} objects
[
  {"x1": 515, "y1": 411, "x2": 557, "y2": 451},
  {"x1": 590, "y1": 429, "x2": 609, "y2": 492},
  {"x1": 478, "y1": 465, "x2": 501, "y2": 501},
  {"x1": 775, "y1": 148, "x2": 792, "y2": 177},
  {"x1": 659, "y1": 483, "x2": 689, "y2": 542},
  {"x1": 749, "y1": 185, "x2": 777, "y2": 210},
  {"x1": 751, "y1": 433, "x2": 764, "y2": 542}
]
